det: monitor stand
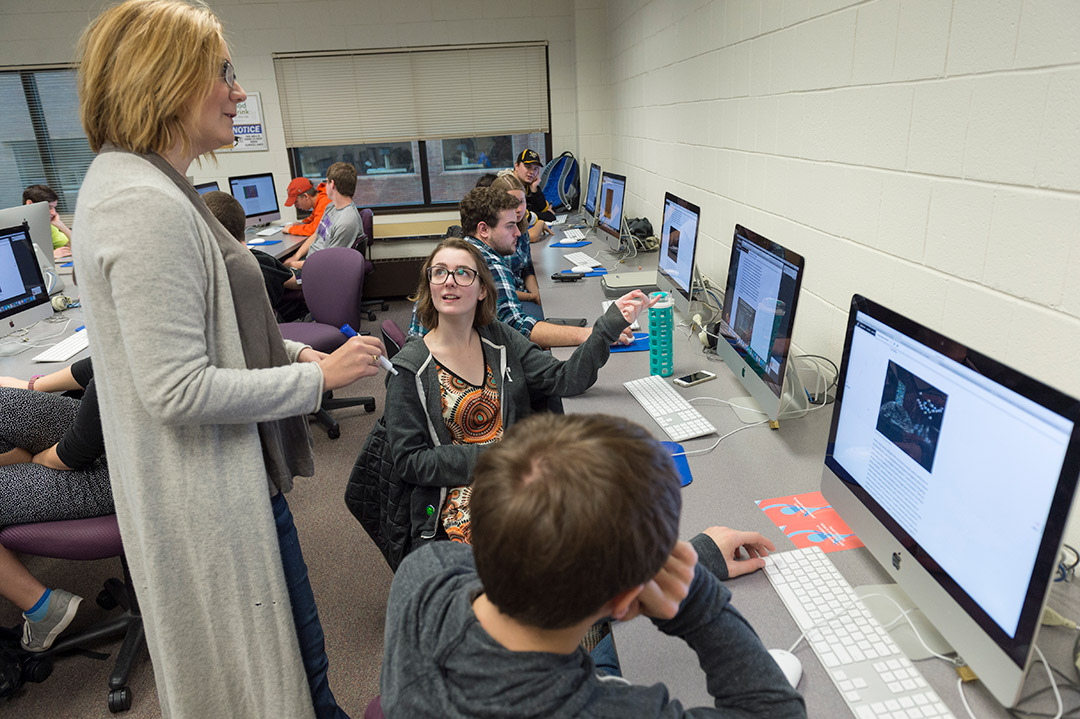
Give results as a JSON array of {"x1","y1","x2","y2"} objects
[
  {"x1": 855, "y1": 585, "x2": 955, "y2": 661},
  {"x1": 725, "y1": 366, "x2": 810, "y2": 428}
]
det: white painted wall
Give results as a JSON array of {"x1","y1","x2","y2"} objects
[{"x1": 0, "y1": 0, "x2": 581, "y2": 206}]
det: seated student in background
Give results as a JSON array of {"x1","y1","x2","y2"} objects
[
  {"x1": 475, "y1": 173, "x2": 546, "y2": 242},
  {"x1": 285, "y1": 161, "x2": 363, "y2": 270},
  {"x1": 203, "y1": 190, "x2": 307, "y2": 321},
  {"x1": 380, "y1": 412, "x2": 807, "y2": 718},
  {"x1": 489, "y1": 173, "x2": 542, "y2": 319},
  {"x1": 409, "y1": 187, "x2": 628, "y2": 349},
  {"x1": 0, "y1": 360, "x2": 113, "y2": 652},
  {"x1": 369, "y1": 237, "x2": 653, "y2": 564},
  {"x1": 284, "y1": 176, "x2": 329, "y2": 237},
  {"x1": 506, "y1": 148, "x2": 556, "y2": 223},
  {"x1": 23, "y1": 184, "x2": 73, "y2": 259}
]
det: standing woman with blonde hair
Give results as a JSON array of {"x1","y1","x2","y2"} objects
[{"x1": 73, "y1": 1, "x2": 382, "y2": 716}]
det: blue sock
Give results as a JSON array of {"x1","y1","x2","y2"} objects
[{"x1": 25, "y1": 588, "x2": 51, "y2": 622}]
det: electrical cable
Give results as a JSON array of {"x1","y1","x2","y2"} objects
[{"x1": 669, "y1": 420, "x2": 770, "y2": 457}]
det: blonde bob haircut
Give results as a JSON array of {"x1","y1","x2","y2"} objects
[
  {"x1": 78, "y1": 0, "x2": 226, "y2": 156},
  {"x1": 412, "y1": 238, "x2": 497, "y2": 331}
]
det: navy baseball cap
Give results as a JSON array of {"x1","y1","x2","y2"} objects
[{"x1": 516, "y1": 149, "x2": 543, "y2": 166}]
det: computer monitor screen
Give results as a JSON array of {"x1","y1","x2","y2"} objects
[
  {"x1": 822, "y1": 295, "x2": 1080, "y2": 706},
  {"x1": 0, "y1": 202, "x2": 53, "y2": 275},
  {"x1": 0, "y1": 222, "x2": 52, "y2": 333},
  {"x1": 228, "y1": 173, "x2": 280, "y2": 227},
  {"x1": 713, "y1": 224, "x2": 804, "y2": 419},
  {"x1": 194, "y1": 181, "x2": 220, "y2": 195},
  {"x1": 583, "y1": 163, "x2": 601, "y2": 219},
  {"x1": 596, "y1": 171, "x2": 625, "y2": 247},
  {"x1": 656, "y1": 193, "x2": 700, "y2": 316}
]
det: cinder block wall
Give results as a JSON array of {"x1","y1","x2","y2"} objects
[{"x1": 595, "y1": 0, "x2": 1080, "y2": 402}]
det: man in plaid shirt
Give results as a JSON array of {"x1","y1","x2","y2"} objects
[{"x1": 409, "y1": 187, "x2": 632, "y2": 349}]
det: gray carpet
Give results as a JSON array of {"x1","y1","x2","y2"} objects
[{"x1": 0, "y1": 302, "x2": 414, "y2": 718}]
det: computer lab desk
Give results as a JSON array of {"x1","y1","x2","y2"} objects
[{"x1": 531, "y1": 227, "x2": 1075, "y2": 718}]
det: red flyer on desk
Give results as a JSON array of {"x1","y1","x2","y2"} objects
[{"x1": 755, "y1": 491, "x2": 864, "y2": 554}]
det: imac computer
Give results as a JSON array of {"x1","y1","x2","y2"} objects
[
  {"x1": 582, "y1": 163, "x2": 601, "y2": 225},
  {"x1": 228, "y1": 173, "x2": 281, "y2": 228},
  {"x1": 656, "y1": 193, "x2": 700, "y2": 317},
  {"x1": 0, "y1": 202, "x2": 61, "y2": 295},
  {"x1": 821, "y1": 295, "x2": 1080, "y2": 707},
  {"x1": 195, "y1": 181, "x2": 220, "y2": 195},
  {"x1": 0, "y1": 221, "x2": 52, "y2": 334},
  {"x1": 596, "y1": 171, "x2": 626, "y2": 252},
  {"x1": 713, "y1": 224, "x2": 805, "y2": 422}
]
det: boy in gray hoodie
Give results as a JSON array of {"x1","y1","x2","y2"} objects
[{"x1": 380, "y1": 413, "x2": 807, "y2": 718}]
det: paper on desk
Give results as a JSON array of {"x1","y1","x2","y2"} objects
[
  {"x1": 661, "y1": 442, "x2": 693, "y2": 487},
  {"x1": 756, "y1": 491, "x2": 863, "y2": 553},
  {"x1": 551, "y1": 240, "x2": 591, "y2": 248},
  {"x1": 609, "y1": 332, "x2": 649, "y2": 353}
]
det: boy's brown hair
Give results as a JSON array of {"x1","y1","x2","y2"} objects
[
  {"x1": 202, "y1": 190, "x2": 245, "y2": 241},
  {"x1": 458, "y1": 186, "x2": 520, "y2": 238},
  {"x1": 470, "y1": 413, "x2": 682, "y2": 630},
  {"x1": 326, "y1": 162, "x2": 357, "y2": 199}
]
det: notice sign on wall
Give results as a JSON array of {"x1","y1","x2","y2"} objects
[{"x1": 227, "y1": 91, "x2": 268, "y2": 152}]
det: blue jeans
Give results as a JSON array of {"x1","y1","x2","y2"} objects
[
  {"x1": 273, "y1": 492, "x2": 350, "y2": 719},
  {"x1": 590, "y1": 632, "x2": 622, "y2": 677},
  {"x1": 521, "y1": 300, "x2": 545, "y2": 321}
]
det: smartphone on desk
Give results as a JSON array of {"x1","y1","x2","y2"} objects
[{"x1": 673, "y1": 370, "x2": 716, "y2": 388}]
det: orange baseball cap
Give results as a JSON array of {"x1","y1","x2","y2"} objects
[{"x1": 285, "y1": 177, "x2": 314, "y2": 207}]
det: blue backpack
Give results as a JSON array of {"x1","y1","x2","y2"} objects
[{"x1": 539, "y1": 151, "x2": 579, "y2": 212}]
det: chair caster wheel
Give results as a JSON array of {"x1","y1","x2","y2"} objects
[
  {"x1": 108, "y1": 686, "x2": 132, "y2": 713},
  {"x1": 364, "y1": 400, "x2": 376, "y2": 412},
  {"x1": 97, "y1": 588, "x2": 118, "y2": 610},
  {"x1": 23, "y1": 657, "x2": 53, "y2": 683},
  {"x1": 380, "y1": 302, "x2": 389, "y2": 311},
  {"x1": 366, "y1": 311, "x2": 377, "y2": 322},
  {"x1": 327, "y1": 427, "x2": 341, "y2": 440}
]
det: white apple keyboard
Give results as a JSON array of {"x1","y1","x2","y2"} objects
[
  {"x1": 33, "y1": 327, "x2": 89, "y2": 362},
  {"x1": 564, "y1": 251, "x2": 601, "y2": 268},
  {"x1": 623, "y1": 375, "x2": 717, "y2": 442},
  {"x1": 561, "y1": 228, "x2": 585, "y2": 241},
  {"x1": 257, "y1": 226, "x2": 283, "y2": 237}
]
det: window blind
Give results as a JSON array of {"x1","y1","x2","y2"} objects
[
  {"x1": 274, "y1": 43, "x2": 549, "y2": 148},
  {"x1": 0, "y1": 68, "x2": 95, "y2": 222}
]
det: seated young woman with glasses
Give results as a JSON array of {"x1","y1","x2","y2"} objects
[{"x1": 362, "y1": 237, "x2": 654, "y2": 566}]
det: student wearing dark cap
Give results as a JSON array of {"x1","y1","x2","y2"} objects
[
  {"x1": 283, "y1": 176, "x2": 329, "y2": 237},
  {"x1": 510, "y1": 149, "x2": 556, "y2": 222}
]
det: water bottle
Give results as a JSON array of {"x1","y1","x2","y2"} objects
[{"x1": 648, "y1": 291, "x2": 674, "y2": 377}]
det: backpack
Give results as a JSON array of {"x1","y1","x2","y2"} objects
[{"x1": 538, "y1": 151, "x2": 579, "y2": 212}]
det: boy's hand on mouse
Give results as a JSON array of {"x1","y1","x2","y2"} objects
[
  {"x1": 623, "y1": 540, "x2": 698, "y2": 621},
  {"x1": 702, "y1": 526, "x2": 775, "y2": 578}
]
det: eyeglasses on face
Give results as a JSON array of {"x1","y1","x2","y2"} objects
[
  {"x1": 222, "y1": 60, "x2": 237, "y2": 89},
  {"x1": 427, "y1": 265, "x2": 478, "y2": 286}
]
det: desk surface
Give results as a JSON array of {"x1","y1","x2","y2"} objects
[{"x1": 531, "y1": 226, "x2": 1067, "y2": 718}]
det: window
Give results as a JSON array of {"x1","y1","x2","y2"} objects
[
  {"x1": 0, "y1": 68, "x2": 94, "y2": 222},
  {"x1": 276, "y1": 44, "x2": 550, "y2": 211}
]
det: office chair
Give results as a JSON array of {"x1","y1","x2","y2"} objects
[
  {"x1": 279, "y1": 247, "x2": 377, "y2": 439},
  {"x1": 357, "y1": 208, "x2": 388, "y2": 322},
  {"x1": 380, "y1": 319, "x2": 407, "y2": 359},
  {"x1": 0, "y1": 515, "x2": 144, "y2": 714}
]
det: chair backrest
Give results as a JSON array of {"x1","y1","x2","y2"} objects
[
  {"x1": 0, "y1": 515, "x2": 123, "y2": 561},
  {"x1": 381, "y1": 319, "x2": 407, "y2": 358},
  {"x1": 359, "y1": 208, "x2": 374, "y2": 250},
  {"x1": 301, "y1": 247, "x2": 367, "y2": 330}
]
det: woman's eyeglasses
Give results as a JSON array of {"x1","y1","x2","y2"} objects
[
  {"x1": 222, "y1": 60, "x2": 237, "y2": 89},
  {"x1": 427, "y1": 266, "x2": 478, "y2": 286}
]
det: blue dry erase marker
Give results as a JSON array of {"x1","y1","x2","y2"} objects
[{"x1": 340, "y1": 324, "x2": 398, "y2": 375}]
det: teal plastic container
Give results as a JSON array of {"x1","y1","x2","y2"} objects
[{"x1": 648, "y1": 292, "x2": 674, "y2": 377}]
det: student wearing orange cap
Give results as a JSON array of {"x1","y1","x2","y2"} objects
[{"x1": 283, "y1": 177, "x2": 329, "y2": 237}]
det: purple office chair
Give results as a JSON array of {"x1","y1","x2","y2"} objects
[
  {"x1": 0, "y1": 515, "x2": 144, "y2": 713},
  {"x1": 357, "y1": 208, "x2": 388, "y2": 321},
  {"x1": 279, "y1": 247, "x2": 376, "y2": 439},
  {"x1": 380, "y1": 319, "x2": 407, "y2": 359}
]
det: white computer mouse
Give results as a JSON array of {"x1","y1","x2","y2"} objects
[
  {"x1": 768, "y1": 648, "x2": 802, "y2": 688},
  {"x1": 571, "y1": 265, "x2": 594, "y2": 274}
]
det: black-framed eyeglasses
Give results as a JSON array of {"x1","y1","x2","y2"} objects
[
  {"x1": 427, "y1": 266, "x2": 478, "y2": 286},
  {"x1": 222, "y1": 60, "x2": 237, "y2": 89}
]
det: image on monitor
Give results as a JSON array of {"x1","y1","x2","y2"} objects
[
  {"x1": 596, "y1": 171, "x2": 625, "y2": 246},
  {"x1": 228, "y1": 173, "x2": 281, "y2": 227},
  {"x1": 0, "y1": 221, "x2": 52, "y2": 331},
  {"x1": 195, "y1": 181, "x2": 220, "y2": 195},
  {"x1": 583, "y1": 163, "x2": 601, "y2": 219},
  {"x1": 656, "y1": 193, "x2": 700, "y2": 316},
  {"x1": 713, "y1": 224, "x2": 805, "y2": 419},
  {"x1": 821, "y1": 295, "x2": 1080, "y2": 707}
]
